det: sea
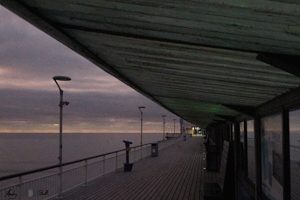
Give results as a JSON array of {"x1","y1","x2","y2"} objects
[
  {"x1": 1, "y1": 132, "x2": 300, "y2": 178},
  {"x1": 0, "y1": 133, "x2": 163, "y2": 177}
]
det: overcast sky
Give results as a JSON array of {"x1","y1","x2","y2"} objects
[{"x1": 0, "y1": 6, "x2": 179, "y2": 133}]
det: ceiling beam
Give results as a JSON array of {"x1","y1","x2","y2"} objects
[
  {"x1": 257, "y1": 53, "x2": 300, "y2": 78},
  {"x1": 257, "y1": 86, "x2": 300, "y2": 115},
  {"x1": 215, "y1": 115, "x2": 235, "y2": 122},
  {"x1": 213, "y1": 119, "x2": 227, "y2": 124},
  {"x1": 268, "y1": 0, "x2": 300, "y2": 4},
  {"x1": 223, "y1": 104, "x2": 256, "y2": 117},
  {"x1": 60, "y1": 22, "x2": 286, "y2": 55}
]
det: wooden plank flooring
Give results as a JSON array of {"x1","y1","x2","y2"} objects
[{"x1": 56, "y1": 137, "x2": 209, "y2": 200}]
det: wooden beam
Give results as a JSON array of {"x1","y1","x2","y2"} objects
[
  {"x1": 213, "y1": 119, "x2": 227, "y2": 125},
  {"x1": 53, "y1": 13, "x2": 300, "y2": 51},
  {"x1": 257, "y1": 53, "x2": 300, "y2": 78},
  {"x1": 123, "y1": 59, "x2": 299, "y2": 88},
  {"x1": 61, "y1": 21, "x2": 300, "y2": 55},
  {"x1": 269, "y1": 0, "x2": 300, "y2": 4},
  {"x1": 223, "y1": 104, "x2": 256, "y2": 117},
  {"x1": 257, "y1": 86, "x2": 300, "y2": 116},
  {"x1": 216, "y1": 115, "x2": 235, "y2": 122}
]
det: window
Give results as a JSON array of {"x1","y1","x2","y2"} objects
[
  {"x1": 240, "y1": 121, "x2": 245, "y2": 171},
  {"x1": 261, "y1": 114, "x2": 283, "y2": 200},
  {"x1": 240, "y1": 122, "x2": 244, "y2": 143},
  {"x1": 289, "y1": 110, "x2": 300, "y2": 200},
  {"x1": 232, "y1": 123, "x2": 235, "y2": 141},
  {"x1": 247, "y1": 120, "x2": 255, "y2": 184}
]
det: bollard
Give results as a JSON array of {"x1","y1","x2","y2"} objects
[
  {"x1": 151, "y1": 143, "x2": 159, "y2": 157},
  {"x1": 123, "y1": 140, "x2": 133, "y2": 172}
]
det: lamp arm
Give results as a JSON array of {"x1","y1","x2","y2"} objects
[{"x1": 53, "y1": 79, "x2": 63, "y2": 92}]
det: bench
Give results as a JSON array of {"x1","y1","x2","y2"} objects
[{"x1": 203, "y1": 141, "x2": 232, "y2": 200}]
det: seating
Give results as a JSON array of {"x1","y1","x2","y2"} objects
[{"x1": 203, "y1": 141, "x2": 231, "y2": 200}]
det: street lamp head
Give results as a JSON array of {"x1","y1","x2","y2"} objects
[
  {"x1": 138, "y1": 106, "x2": 146, "y2": 111},
  {"x1": 53, "y1": 76, "x2": 71, "y2": 81},
  {"x1": 53, "y1": 76, "x2": 71, "y2": 92}
]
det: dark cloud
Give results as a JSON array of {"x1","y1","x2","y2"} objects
[
  {"x1": 0, "y1": 6, "x2": 178, "y2": 133},
  {"x1": 0, "y1": 7, "x2": 123, "y2": 90}
]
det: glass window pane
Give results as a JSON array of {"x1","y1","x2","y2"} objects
[
  {"x1": 289, "y1": 110, "x2": 300, "y2": 200},
  {"x1": 240, "y1": 121, "x2": 245, "y2": 171},
  {"x1": 247, "y1": 120, "x2": 255, "y2": 184},
  {"x1": 232, "y1": 123, "x2": 235, "y2": 141},
  {"x1": 240, "y1": 122, "x2": 244, "y2": 143},
  {"x1": 261, "y1": 114, "x2": 283, "y2": 200}
]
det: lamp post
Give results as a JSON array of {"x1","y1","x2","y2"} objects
[
  {"x1": 138, "y1": 106, "x2": 146, "y2": 146},
  {"x1": 162, "y1": 115, "x2": 166, "y2": 140},
  {"x1": 173, "y1": 119, "x2": 176, "y2": 136},
  {"x1": 53, "y1": 76, "x2": 71, "y2": 198},
  {"x1": 180, "y1": 118, "x2": 183, "y2": 135},
  {"x1": 138, "y1": 106, "x2": 145, "y2": 159}
]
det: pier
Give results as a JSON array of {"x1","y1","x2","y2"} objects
[
  {"x1": 53, "y1": 137, "x2": 205, "y2": 200},
  {"x1": 1, "y1": 1, "x2": 300, "y2": 199},
  {"x1": 0, "y1": 137, "x2": 220, "y2": 200}
]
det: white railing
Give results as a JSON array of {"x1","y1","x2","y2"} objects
[{"x1": 0, "y1": 137, "x2": 181, "y2": 200}]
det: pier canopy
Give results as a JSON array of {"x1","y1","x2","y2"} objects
[{"x1": 2, "y1": 0, "x2": 300, "y2": 127}]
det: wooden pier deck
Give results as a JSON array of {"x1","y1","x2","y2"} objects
[{"x1": 57, "y1": 138, "x2": 211, "y2": 200}]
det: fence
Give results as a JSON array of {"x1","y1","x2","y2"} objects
[{"x1": 0, "y1": 137, "x2": 181, "y2": 200}]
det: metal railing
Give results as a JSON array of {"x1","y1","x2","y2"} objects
[{"x1": 0, "y1": 137, "x2": 181, "y2": 200}]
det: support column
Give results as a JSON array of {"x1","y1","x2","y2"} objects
[
  {"x1": 234, "y1": 122, "x2": 240, "y2": 200},
  {"x1": 254, "y1": 116, "x2": 262, "y2": 200},
  {"x1": 282, "y1": 109, "x2": 291, "y2": 200},
  {"x1": 244, "y1": 120, "x2": 248, "y2": 177}
]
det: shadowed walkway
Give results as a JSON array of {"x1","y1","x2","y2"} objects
[{"x1": 56, "y1": 138, "x2": 206, "y2": 200}]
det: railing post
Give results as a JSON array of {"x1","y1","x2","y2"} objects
[
  {"x1": 103, "y1": 155, "x2": 106, "y2": 175},
  {"x1": 84, "y1": 160, "x2": 88, "y2": 186},
  {"x1": 58, "y1": 164, "x2": 63, "y2": 198},
  {"x1": 115, "y1": 152, "x2": 118, "y2": 170},
  {"x1": 1, "y1": 143, "x2": 179, "y2": 200},
  {"x1": 18, "y1": 176, "x2": 22, "y2": 200},
  {"x1": 133, "y1": 147, "x2": 135, "y2": 162}
]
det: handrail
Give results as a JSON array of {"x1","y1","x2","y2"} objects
[{"x1": 0, "y1": 141, "x2": 156, "y2": 182}]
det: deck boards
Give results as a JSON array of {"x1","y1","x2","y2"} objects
[{"x1": 55, "y1": 137, "x2": 211, "y2": 200}]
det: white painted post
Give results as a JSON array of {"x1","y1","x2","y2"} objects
[{"x1": 84, "y1": 160, "x2": 88, "y2": 186}]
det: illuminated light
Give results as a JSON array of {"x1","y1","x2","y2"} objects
[{"x1": 209, "y1": 106, "x2": 223, "y2": 113}]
